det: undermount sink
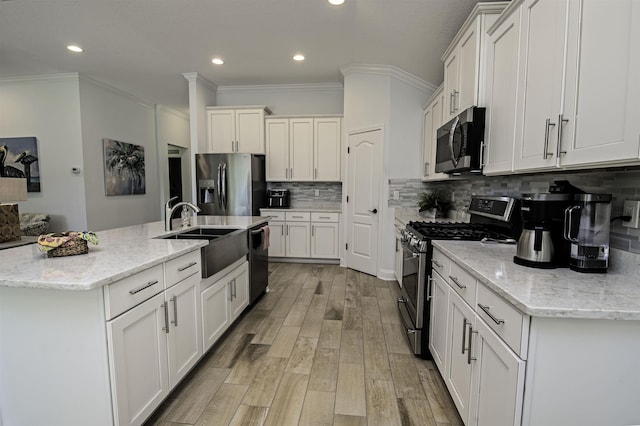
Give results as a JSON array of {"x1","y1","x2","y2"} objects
[{"x1": 159, "y1": 227, "x2": 248, "y2": 278}]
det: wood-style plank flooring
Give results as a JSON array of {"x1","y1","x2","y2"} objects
[{"x1": 144, "y1": 263, "x2": 463, "y2": 426}]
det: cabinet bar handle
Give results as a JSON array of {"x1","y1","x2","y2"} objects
[
  {"x1": 556, "y1": 114, "x2": 569, "y2": 157},
  {"x1": 319, "y1": 216, "x2": 331, "y2": 219},
  {"x1": 543, "y1": 118, "x2": 556, "y2": 159},
  {"x1": 162, "y1": 302, "x2": 169, "y2": 333},
  {"x1": 312, "y1": 225, "x2": 315, "y2": 236},
  {"x1": 233, "y1": 279, "x2": 237, "y2": 299},
  {"x1": 426, "y1": 277, "x2": 433, "y2": 301},
  {"x1": 129, "y1": 280, "x2": 159, "y2": 295},
  {"x1": 231, "y1": 141, "x2": 235, "y2": 152},
  {"x1": 452, "y1": 90, "x2": 459, "y2": 112},
  {"x1": 478, "y1": 303, "x2": 505, "y2": 325},
  {"x1": 432, "y1": 259, "x2": 442, "y2": 268},
  {"x1": 462, "y1": 318, "x2": 468, "y2": 354},
  {"x1": 177, "y1": 261, "x2": 197, "y2": 272},
  {"x1": 467, "y1": 322, "x2": 477, "y2": 365},
  {"x1": 424, "y1": 162, "x2": 429, "y2": 176},
  {"x1": 229, "y1": 282, "x2": 233, "y2": 302},
  {"x1": 449, "y1": 92, "x2": 455, "y2": 114},
  {"x1": 235, "y1": 141, "x2": 239, "y2": 152},
  {"x1": 314, "y1": 168, "x2": 317, "y2": 179},
  {"x1": 171, "y1": 295, "x2": 178, "y2": 326},
  {"x1": 281, "y1": 225, "x2": 284, "y2": 236},
  {"x1": 449, "y1": 275, "x2": 466, "y2": 289}
]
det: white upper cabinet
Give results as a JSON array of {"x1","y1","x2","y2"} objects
[
  {"x1": 206, "y1": 106, "x2": 270, "y2": 154},
  {"x1": 483, "y1": 6, "x2": 521, "y2": 175},
  {"x1": 513, "y1": 0, "x2": 640, "y2": 172},
  {"x1": 314, "y1": 117, "x2": 342, "y2": 181},
  {"x1": 266, "y1": 116, "x2": 342, "y2": 182},
  {"x1": 442, "y1": 3, "x2": 507, "y2": 122},
  {"x1": 422, "y1": 86, "x2": 449, "y2": 181}
]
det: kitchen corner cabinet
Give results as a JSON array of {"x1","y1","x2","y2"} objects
[
  {"x1": 441, "y1": 3, "x2": 507, "y2": 122},
  {"x1": 421, "y1": 86, "x2": 449, "y2": 181},
  {"x1": 266, "y1": 116, "x2": 342, "y2": 182},
  {"x1": 482, "y1": 7, "x2": 521, "y2": 175},
  {"x1": 206, "y1": 106, "x2": 270, "y2": 154},
  {"x1": 512, "y1": 0, "x2": 640, "y2": 172},
  {"x1": 201, "y1": 259, "x2": 249, "y2": 352}
]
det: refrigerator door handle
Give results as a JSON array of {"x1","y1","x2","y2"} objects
[
  {"x1": 221, "y1": 163, "x2": 227, "y2": 211},
  {"x1": 216, "y1": 163, "x2": 222, "y2": 208}
]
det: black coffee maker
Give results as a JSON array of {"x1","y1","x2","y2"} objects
[{"x1": 514, "y1": 181, "x2": 582, "y2": 269}]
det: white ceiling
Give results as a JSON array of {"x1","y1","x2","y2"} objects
[{"x1": 0, "y1": 0, "x2": 490, "y2": 113}]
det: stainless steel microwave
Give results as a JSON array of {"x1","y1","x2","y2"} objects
[{"x1": 435, "y1": 106, "x2": 486, "y2": 174}]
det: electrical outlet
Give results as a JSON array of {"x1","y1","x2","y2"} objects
[
  {"x1": 393, "y1": 190, "x2": 399, "y2": 200},
  {"x1": 314, "y1": 189, "x2": 319, "y2": 197},
  {"x1": 622, "y1": 200, "x2": 640, "y2": 228}
]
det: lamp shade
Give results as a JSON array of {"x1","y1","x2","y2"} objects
[{"x1": 0, "y1": 177, "x2": 27, "y2": 202}]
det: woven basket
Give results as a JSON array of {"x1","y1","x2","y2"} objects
[{"x1": 47, "y1": 238, "x2": 89, "y2": 258}]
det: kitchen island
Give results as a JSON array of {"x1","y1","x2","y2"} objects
[
  {"x1": 431, "y1": 240, "x2": 640, "y2": 426},
  {"x1": 0, "y1": 216, "x2": 267, "y2": 426}
]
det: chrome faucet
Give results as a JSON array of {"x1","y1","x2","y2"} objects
[{"x1": 165, "y1": 196, "x2": 201, "y2": 231}]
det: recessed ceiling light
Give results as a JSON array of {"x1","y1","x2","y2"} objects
[
  {"x1": 328, "y1": 0, "x2": 345, "y2": 5},
  {"x1": 293, "y1": 54, "x2": 305, "y2": 61},
  {"x1": 211, "y1": 58, "x2": 224, "y2": 65},
  {"x1": 67, "y1": 45, "x2": 83, "y2": 53}
]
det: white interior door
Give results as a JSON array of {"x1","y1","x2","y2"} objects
[{"x1": 346, "y1": 128, "x2": 382, "y2": 276}]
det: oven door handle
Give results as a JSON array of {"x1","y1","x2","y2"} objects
[{"x1": 397, "y1": 297, "x2": 417, "y2": 335}]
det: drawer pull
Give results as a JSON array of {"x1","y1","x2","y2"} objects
[
  {"x1": 478, "y1": 303, "x2": 505, "y2": 325},
  {"x1": 128, "y1": 280, "x2": 159, "y2": 295},
  {"x1": 319, "y1": 216, "x2": 331, "y2": 219},
  {"x1": 432, "y1": 259, "x2": 442, "y2": 268},
  {"x1": 449, "y1": 276, "x2": 466, "y2": 289},
  {"x1": 291, "y1": 215, "x2": 304, "y2": 219},
  {"x1": 177, "y1": 261, "x2": 198, "y2": 272}
]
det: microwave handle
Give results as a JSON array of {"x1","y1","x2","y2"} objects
[{"x1": 449, "y1": 116, "x2": 460, "y2": 167}]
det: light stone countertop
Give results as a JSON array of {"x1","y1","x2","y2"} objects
[
  {"x1": 0, "y1": 216, "x2": 267, "y2": 291},
  {"x1": 260, "y1": 207, "x2": 341, "y2": 214},
  {"x1": 433, "y1": 240, "x2": 640, "y2": 320}
]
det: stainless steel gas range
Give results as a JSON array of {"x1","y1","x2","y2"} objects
[{"x1": 397, "y1": 196, "x2": 521, "y2": 358}]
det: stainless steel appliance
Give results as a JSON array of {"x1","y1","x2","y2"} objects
[
  {"x1": 564, "y1": 193, "x2": 612, "y2": 273},
  {"x1": 196, "y1": 153, "x2": 266, "y2": 216},
  {"x1": 248, "y1": 223, "x2": 269, "y2": 303},
  {"x1": 398, "y1": 196, "x2": 520, "y2": 358},
  {"x1": 435, "y1": 106, "x2": 486, "y2": 174},
  {"x1": 267, "y1": 189, "x2": 290, "y2": 208},
  {"x1": 514, "y1": 193, "x2": 572, "y2": 268}
]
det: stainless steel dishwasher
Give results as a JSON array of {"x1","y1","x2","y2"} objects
[{"x1": 248, "y1": 223, "x2": 269, "y2": 304}]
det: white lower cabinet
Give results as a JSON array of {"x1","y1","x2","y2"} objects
[
  {"x1": 261, "y1": 209, "x2": 340, "y2": 260},
  {"x1": 431, "y1": 247, "x2": 526, "y2": 426},
  {"x1": 201, "y1": 260, "x2": 249, "y2": 352},
  {"x1": 469, "y1": 318, "x2": 525, "y2": 426},
  {"x1": 108, "y1": 292, "x2": 169, "y2": 426}
]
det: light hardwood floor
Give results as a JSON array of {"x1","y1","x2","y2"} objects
[{"x1": 144, "y1": 263, "x2": 463, "y2": 426}]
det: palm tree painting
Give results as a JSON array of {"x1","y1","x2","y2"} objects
[
  {"x1": 0, "y1": 137, "x2": 40, "y2": 192},
  {"x1": 103, "y1": 138, "x2": 145, "y2": 196}
]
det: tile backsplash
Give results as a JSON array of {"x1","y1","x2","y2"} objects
[
  {"x1": 389, "y1": 168, "x2": 640, "y2": 254},
  {"x1": 267, "y1": 182, "x2": 342, "y2": 209}
]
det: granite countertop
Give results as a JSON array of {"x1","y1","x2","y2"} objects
[
  {"x1": 433, "y1": 240, "x2": 640, "y2": 320},
  {"x1": 0, "y1": 216, "x2": 267, "y2": 291},
  {"x1": 260, "y1": 207, "x2": 341, "y2": 213}
]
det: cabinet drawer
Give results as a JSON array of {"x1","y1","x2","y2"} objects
[
  {"x1": 285, "y1": 211, "x2": 311, "y2": 222},
  {"x1": 477, "y1": 283, "x2": 528, "y2": 358},
  {"x1": 431, "y1": 248, "x2": 450, "y2": 278},
  {"x1": 104, "y1": 264, "x2": 164, "y2": 320},
  {"x1": 165, "y1": 250, "x2": 201, "y2": 288},
  {"x1": 311, "y1": 212, "x2": 339, "y2": 222},
  {"x1": 262, "y1": 210, "x2": 286, "y2": 221},
  {"x1": 448, "y1": 261, "x2": 477, "y2": 307}
]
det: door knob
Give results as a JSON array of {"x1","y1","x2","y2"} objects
[{"x1": 369, "y1": 208, "x2": 378, "y2": 214}]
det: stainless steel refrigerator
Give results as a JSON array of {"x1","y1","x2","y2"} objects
[{"x1": 195, "y1": 153, "x2": 266, "y2": 216}]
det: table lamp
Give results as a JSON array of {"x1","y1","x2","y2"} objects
[{"x1": 0, "y1": 177, "x2": 28, "y2": 243}]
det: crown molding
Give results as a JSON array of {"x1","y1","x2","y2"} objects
[
  {"x1": 78, "y1": 74, "x2": 154, "y2": 108},
  {"x1": 156, "y1": 104, "x2": 189, "y2": 120},
  {"x1": 339, "y1": 64, "x2": 437, "y2": 93},
  {"x1": 217, "y1": 82, "x2": 343, "y2": 94},
  {"x1": 182, "y1": 72, "x2": 218, "y2": 92},
  {"x1": 0, "y1": 73, "x2": 80, "y2": 85}
]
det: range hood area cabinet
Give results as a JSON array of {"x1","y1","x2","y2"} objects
[
  {"x1": 265, "y1": 115, "x2": 342, "y2": 182},
  {"x1": 483, "y1": 0, "x2": 640, "y2": 175},
  {"x1": 205, "y1": 106, "x2": 271, "y2": 154},
  {"x1": 441, "y1": 2, "x2": 508, "y2": 123},
  {"x1": 422, "y1": 85, "x2": 450, "y2": 181}
]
